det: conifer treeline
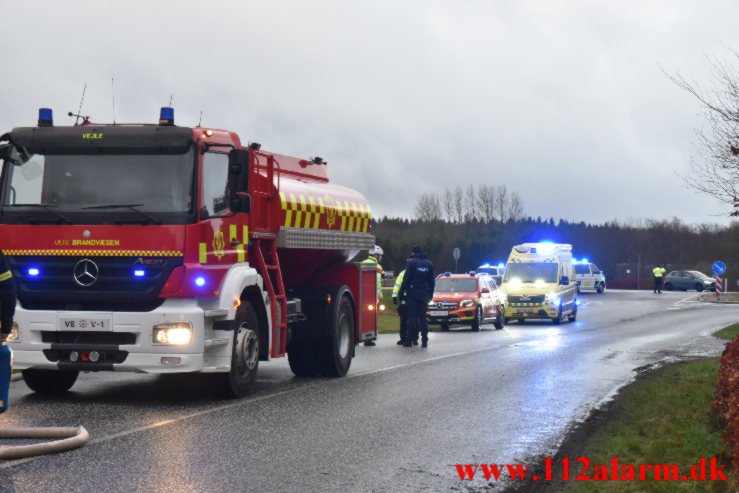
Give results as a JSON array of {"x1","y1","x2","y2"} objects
[{"x1": 373, "y1": 217, "x2": 739, "y2": 288}]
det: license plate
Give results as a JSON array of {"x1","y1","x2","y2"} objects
[
  {"x1": 60, "y1": 318, "x2": 109, "y2": 330},
  {"x1": 429, "y1": 310, "x2": 448, "y2": 317},
  {"x1": 517, "y1": 309, "x2": 534, "y2": 314}
]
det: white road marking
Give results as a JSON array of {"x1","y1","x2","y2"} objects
[{"x1": 0, "y1": 342, "x2": 517, "y2": 469}]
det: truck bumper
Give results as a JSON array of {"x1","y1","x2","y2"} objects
[{"x1": 7, "y1": 299, "x2": 229, "y2": 373}]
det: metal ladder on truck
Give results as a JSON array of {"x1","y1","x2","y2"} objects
[{"x1": 251, "y1": 237, "x2": 287, "y2": 358}]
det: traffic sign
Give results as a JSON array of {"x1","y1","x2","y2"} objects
[{"x1": 713, "y1": 261, "x2": 726, "y2": 275}]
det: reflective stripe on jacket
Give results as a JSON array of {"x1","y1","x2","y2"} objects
[
  {"x1": 392, "y1": 270, "x2": 406, "y2": 298},
  {"x1": 361, "y1": 256, "x2": 383, "y2": 300},
  {"x1": 652, "y1": 267, "x2": 666, "y2": 278},
  {"x1": 0, "y1": 271, "x2": 10, "y2": 283}
]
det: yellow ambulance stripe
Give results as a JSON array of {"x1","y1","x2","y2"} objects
[
  {"x1": 0, "y1": 271, "x2": 11, "y2": 282},
  {"x1": 199, "y1": 243, "x2": 207, "y2": 264}
]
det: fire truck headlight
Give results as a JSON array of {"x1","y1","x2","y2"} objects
[
  {"x1": 153, "y1": 322, "x2": 193, "y2": 345},
  {"x1": 379, "y1": 304, "x2": 386, "y2": 311},
  {"x1": 6, "y1": 322, "x2": 19, "y2": 342},
  {"x1": 194, "y1": 276, "x2": 206, "y2": 287},
  {"x1": 460, "y1": 299, "x2": 474, "y2": 308}
]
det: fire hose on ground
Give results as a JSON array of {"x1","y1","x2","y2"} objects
[{"x1": 1, "y1": 344, "x2": 89, "y2": 459}]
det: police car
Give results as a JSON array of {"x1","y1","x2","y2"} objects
[{"x1": 574, "y1": 260, "x2": 606, "y2": 293}]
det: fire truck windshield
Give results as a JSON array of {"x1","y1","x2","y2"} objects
[
  {"x1": 503, "y1": 263, "x2": 558, "y2": 283},
  {"x1": 0, "y1": 150, "x2": 195, "y2": 223}
]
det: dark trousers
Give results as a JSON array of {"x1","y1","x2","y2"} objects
[
  {"x1": 0, "y1": 286, "x2": 16, "y2": 335},
  {"x1": 654, "y1": 277, "x2": 663, "y2": 293},
  {"x1": 406, "y1": 296, "x2": 429, "y2": 343},
  {"x1": 397, "y1": 302, "x2": 408, "y2": 341}
]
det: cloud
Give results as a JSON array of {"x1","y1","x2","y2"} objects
[{"x1": 1, "y1": 0, "x2": 736, "y2": 224}]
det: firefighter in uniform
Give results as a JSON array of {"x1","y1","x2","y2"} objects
[
  {"x1": 392, "y1": 268, "x2": 408, "y2": 345},
  {"x1": 399, "y1": 246, "x2": 435, "y2": 348},
  {"x1": 0, "y1": 251, "x2": 16, "y2": 344},
  {"x1": 653, "y1": 264, "x2": 666, "y2": 294},
  {"x1": 362, "y1": 245, "x2": 384, "y2": 346}
]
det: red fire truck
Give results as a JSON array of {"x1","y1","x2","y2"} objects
[{"x1": 0, "y1": 107, "x2": 377, "y2": 397}]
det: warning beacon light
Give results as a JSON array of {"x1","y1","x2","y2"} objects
[
  {"x1": 38, "y1": 108, "x2": 53, "y2": 127},
  {"x1": 159, "y1": 107, "x2": 174, "y2": 126}
]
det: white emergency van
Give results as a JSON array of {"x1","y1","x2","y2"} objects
[
  {"x1": 574, "y1": 261, "x2": 606, "y2": 293},
  {"x1": 499, "y1": 243, "x2": 578, "y2": 324}
]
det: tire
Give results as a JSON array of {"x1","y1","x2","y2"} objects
[
  {"x1": 316, "y1": 293, "x2": 354, "y2": 377},
  {"x1": 216, "y1": 301, "x2": 260, "y2": 398},
  {"x1": 22, "y1": 369, "x2": 78, "y2": 394},
  {"x1": 664, "y1": 282, "x2": 673, "y2": 291},
  {"x1": 695, "y1": 283, "x2": 704, "y2": 292},
  {"x1": 568, "y1": 302, "x2": 578, "y2": 322},
  {"x1": 503, "y1": 317, "x2": 510, "y2": 325},
  {"x1": 552, "y1": 307, "x2": 563, "y2": 325},
  {"x1": 287, "y1": 339, "x2": 319, "y2": 377},
  {"x1": 471, "y1": 306, "x2": 482, "y2": 331},
  {"x1": 440, "y1": 323, "x2": 450, "y2": 331},
  {"x1": 596, "y1": 283, "x2": 605, "y2": 294},
  {"x1": 493, "y1": 311, "x2": 504, "y2": 330}
]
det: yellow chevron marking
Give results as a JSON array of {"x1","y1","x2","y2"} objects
[{"x1": 2, "y1": 249, "x2": 184, "y2": 257}]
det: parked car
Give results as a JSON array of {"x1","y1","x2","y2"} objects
[
  {"x1": 663, "y1": 271, "x2": 717, "y2": 292},
  {"x1": 427, "y1": 272, "x2": 504, "y2": 331}
]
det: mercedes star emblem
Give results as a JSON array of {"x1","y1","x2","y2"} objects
[{"x1": 73, "y1": 259, "x2": 99, "y2": 287}]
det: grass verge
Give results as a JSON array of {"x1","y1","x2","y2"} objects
[
  {"x1": 713, "y1": 323, "x2": 739, "y2": 340},
  {"x1": 536, "y1": 324, "x2": 739, "y2": 492},
  {"x1": 554, "y1": 359, "x2": 734, "y2": 492}
]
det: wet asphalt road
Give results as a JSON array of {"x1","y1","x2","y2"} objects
[{"x1": 0, "y1": 290, "x2": 737, "y2": 492}]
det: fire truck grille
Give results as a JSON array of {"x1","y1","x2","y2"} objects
[{"x1": 8, "y1": 256, "x2": 183, "y2": 312}]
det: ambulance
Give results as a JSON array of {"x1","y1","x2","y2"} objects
[{"x1": 499, "y1": 243, "x2": 578, "y2": 324}]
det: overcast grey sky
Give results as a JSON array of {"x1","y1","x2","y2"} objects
[{"x1": 1, "y1": 0, "x2": 737, "y2": 225}]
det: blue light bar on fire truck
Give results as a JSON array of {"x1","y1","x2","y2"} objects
[{"x1": 159, "y1": 107, "x2": 174, "y2": 126}]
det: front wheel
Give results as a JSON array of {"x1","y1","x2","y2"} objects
[
  {"x1": 664, "y1": 282, "x2": 673, "y2": 291},
  {"x1": 217, "y1": 301, "x2": 260, "y2": 398},
  {"x1": 567, "y1": 303, "x2": 578, "y2": 322},
  {"x1": 552, "y1": 307, "x2": 563, "y2": 325},
  {"x1": 22, "y1": 369, "x2": 79, "y2": 394},
  {"x1": 695, "y1": 283, "x2": 704, "y2": 292},
  {"x1": 596, "y1": 283, "x2": 605, "y2": 294},
  {"x1": 493, "y1": 311, "x2": 504, "y2": 330},
  {"x1": 471, "y1": 306, "x2": 482, "y2": 331}
]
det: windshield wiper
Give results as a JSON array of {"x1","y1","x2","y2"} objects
[
  {"x1": 82, "y1": 204, "x2": 162, "y2": 225},
  {"x1": 3, "y1": 203, "x2": 73, "y2": 224}
]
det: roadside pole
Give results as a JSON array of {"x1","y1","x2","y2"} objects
[
  {"x1": 453, "y1": 247, "x2": 460, "y2": 273},
  {"x1": 713, "y1": 261, "x2": 727, "y2": 301}
]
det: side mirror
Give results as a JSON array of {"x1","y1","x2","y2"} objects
[
  {"x1": 560, "y1": 276, "x2": 570, "y2": 285},
  {"x1": 229, "y1": 193, "x2": 251, "y2": 213}
]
